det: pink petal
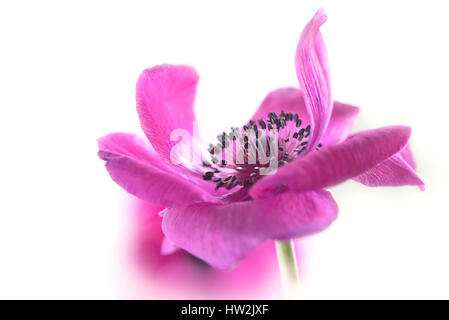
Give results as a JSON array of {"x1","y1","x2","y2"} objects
[
  {"x1": 250, "y1": 88, "x2": 309, "y2": 123},
  {"x1": 161, "y1": 190, "x2": 338, "y2": 270},
  {"x1": 321, "y1": 101, "x2": 360, "y2": 146},
  {"x1": 160, "y1": 236, "x2": 179, "y2": 255},
  {"x1": 250, "y1": 126, "x2": 412, "y2": 199},
  {"x1": 353, "y1": 144, "x2": 424, "y2": 189},
  {"x1": 136, "y1": 64, "x2": 198, "y2": 163},
  {"x1": 251, "y1": 88, "x2": 359, "y2": 147},
  {"x1": 398, "y1": 144, "x2": 417, "y2": 169},
  {"x1": 295, "y1": 9, "x2": 332, "y2": 152},
  {"x1": 98, "y1": 132, "x2": 219, "y2": 207}
]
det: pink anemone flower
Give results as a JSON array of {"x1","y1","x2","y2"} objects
[{"x1": 98, "y1": 9, "x2": 424, "y2": 270}]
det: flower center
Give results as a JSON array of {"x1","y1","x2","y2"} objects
[{"x1": 201, "y1": 111, "x2": 322, "y2": 191}]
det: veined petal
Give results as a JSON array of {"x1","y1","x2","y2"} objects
[
  {"x1": 136, "y1": 64, "x2": 198, "y2": 164},
  {"x1": 98, "y1": 132, "x2": 219, "y2": 207},
  {"x1": 353, "y1": 144, "x2": 424, "y2": 189},
  {"x1": 250, "y1": 126, "x2": 412, "y2": 199},
  {"x1": 162, "y1": 190, "x2": 338, "y2": 270},
  {"x1": 321, "y1": 102, "x2": 360, "y2": 146},
  {"x1": 295, "y1": 9, "x2": 332, "y2": 152}
]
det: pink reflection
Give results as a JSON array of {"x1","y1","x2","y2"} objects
[{"x1": 121, "y1": 198, "x2": 296, "y2": 299}]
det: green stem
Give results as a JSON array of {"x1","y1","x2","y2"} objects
[{"x1": 275, "y1": 240, "x2": 299, "y2": 296}]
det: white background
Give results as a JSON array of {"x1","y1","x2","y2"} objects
[{"x1": 1, "y1": 0, "x2": 448, "y2": 299}]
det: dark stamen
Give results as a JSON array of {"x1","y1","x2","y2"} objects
[
  {"x1": 215, "y1": 181, "x2": 224, "y2": 190},
  {"x1": 203, "y1": 171, "x2": 215, "y2": 180},
  {"x1": 304, "y1": 125, "x2": 311, "y2": 137},
  {"x1": 203, "y1": 161, "x2": 211, "y2": 167},
  {"x1": 203, "y1": 110, "x2": 315, "y2": 191}
]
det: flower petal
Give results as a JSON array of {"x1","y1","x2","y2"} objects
[
  {"x1": 251, "y1": 88, "x2": 359, "y2": 147},
  {"x1": 320, "y1": 102, "x2": 360, "y2": 146},
  {"x1": 398, "y1": 144, "x2": 417, "y2": 169},
  {"x1": 353, "y1": 144, "x2": 424, "y2": 189},
  {"x1": 136, "y1": 64, "x2": 198, "y2": 163},
  {"x1": 250, "y1": 88, "x2": 309, "y2": 123},
  {"x1": 98, "y1": 132, "x2": 219, "y2": 207},
  {"x1": 295, "y1": 9, "x2": 332, "y2": 152},
  {"x1": 160, "y1": 236, "x2": 179, "y2": 255},
  {"x1": 162, "y1": 190, "x2": 338, "y2": 270},
  {"x1": 250, "y1": 126, "x2": 412, "y2": 199}
]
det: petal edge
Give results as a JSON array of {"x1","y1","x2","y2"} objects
[
  {"x1": 162, "y1": 190, "x2": 338, "y2": 269},
  {"x1": 136, "y1": 64, "x2": 198, "y2": 164},
  {"x1": 295, "y1": 9, "x2": 332, "y2": 152},
  {"x1": 98, "y1": 132, "x2": 220, "y2": 207},
  {"x1": 250, "y1": 126, "x2": 412, "y2": 199}
]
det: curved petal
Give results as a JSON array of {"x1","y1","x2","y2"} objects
[
  {"x1": 295, "y1": 9, "x2": 332, "y2": 152},
  {"x1": 136, "y1": 64, "x2": 198, "y2": 163},
  {"x1": 353, "y1": 144, "x2": 424, "y2": 190},
  {"x1": 162, "y1": 190, "x2": 338, "y2": 270},
  {"x1": 250, "y1": 126, "x2": 412, "y2": 199},
  {"x1": 98, "y1": 131, "x2": 166, "y2": 171},
  {"x1": 250, "y1": 88, "x2": 309, "y2": 123},
  {"x1": 320, "y1": 102, "x2": 360, "y2": 147},
  {"x1": 98, "y1": 132, "x2": 220, "y2": 207},
  {"x1": 398, "y1": 144, "x2": 417, "y2": 169}
]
